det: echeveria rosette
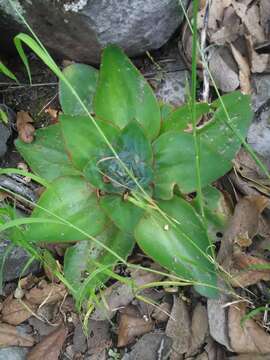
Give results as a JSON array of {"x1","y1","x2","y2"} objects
[{"x1": 14, "y1": 45, "x2": 253, "y2": 300}]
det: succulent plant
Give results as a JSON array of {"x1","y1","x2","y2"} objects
[{"x1": 15, "y1": 46, "x2": 253, "y2": 300}]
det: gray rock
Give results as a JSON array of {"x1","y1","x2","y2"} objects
[
  {"x1": 122, "y1": 333, "x2": 172, "y2": 360},
  {"x1": 0, "y1": 239, "x2": 40, "y2": 284},
  {"x1": 0, "y1": 347, "x2": 28, "y2": 360},
  {"x1": 156, "y1": 70, "x2": 189, "y2": 106},
  {"x1": 0, "y1": 0, "x2": 188, "y2": 64},
  {"x1": 247, "y1": 75, "x2": 270, "y2": 163}
]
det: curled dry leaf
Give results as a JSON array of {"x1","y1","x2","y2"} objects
[
  {"x1": 27, "y1": 324, "x2": 67, "y2": 360},
  {"x1": 117, "y1": 305, "x2": 153, "y2": 347},
  {"x1": 0, "y1": 322, "x2": 34, "y2": 347},
  {"x1": 16, "y1": 110, "x2": 35, "y2": 144},
  {"x1": 229, "y1": 302, "x2": 270, "y2": 353},
  {"x1": 1, "y1": 297, "x2": 37, "y2": 325},
  {"x1": 230, "y1": 44, "x2": 251, "y2": 94},
  {"x1": 217, "y1": 195, "x2": 269, "y2": 268},
  {"x1": 25, "y1": 281, "x2": 67, "y2": 305},
  {"x1": 45, "y1": 107, "x2": 59, "y2": 124},
  {"x1": 231, "y1": 252, "x2": 270, "y2": 287}
]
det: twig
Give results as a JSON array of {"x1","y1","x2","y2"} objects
[{"x1": 201, "y1": 0, "x2": 211, "y2": 102}]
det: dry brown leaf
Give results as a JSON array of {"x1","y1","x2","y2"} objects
[
  {"x1": 45, "y1": 107, "x2": 59, "y2": 124},
  {"x1": 187, "y1": 303, "x2": 209, "y2": 356},
  {"x1": 166, "y1": 296, "x2": 191, "y2": 360},
  {"x1": 217, "y1": 195, "x2": 269, "y2": 267},
  {"x1": 230, "y1": 44, "x2": 251, "y2": 94},
  {"x1": 92, "y1": 266, "x2": 164, "y2": 321},
  {"x1": 151, "y1": 301, "x2": 171, "y2": 323},
  {"x1": 25, "y1": 281, "x2": 67, "y2": 305},
  {"x1": 16, "y1": 111, "x2": 35, "y2": 144},
  {"x1": 246, "y1": 35, "x2": 270, "y2": 73},
  {"x1": 229, "y1": 302, "x2": 270, "y2": 353},
  {"x1": 0, "y1": 322, "x2": 34, "y2": 347},
  {"x1": 1, "y1": 297, "x2": 37, "y2": 325},
  {"x1": 0, "y1": 190, "x2": 8, "y2": 202},
  {"x1": 232, "y1": 1, "x2": 265, "y2": 43},
  {"x1": 260, "y1": 0, "x2": 270, "y2": 35},
  {"x1": 27, "y1": 324, "x2": 67, "y2": 360},
  {"x1": 231, "y1": 253, "x2": 270, "y2": 287},
  {"x1": 117, "y1": 305, "x2": 153, "y2": 347}
]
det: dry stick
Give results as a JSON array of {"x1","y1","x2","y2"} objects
[{"x1": 201, "y1": 0, "x2": 211, "y2": 103}]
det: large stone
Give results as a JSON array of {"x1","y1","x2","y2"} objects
[
  {"x1": 0, "y1": 239, "x2": 40, "y2": 285},
  {"x1": 247, "y1": 75, "x2": 270, "y2": 165},
  {"x1": 0, "y1": 0, "x2": 188, "y2": 64}
]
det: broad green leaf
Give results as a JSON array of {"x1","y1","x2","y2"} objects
[
  {"x1": 160, "y1": 103, "x2": 174, "y2": 122},
  {"x1": 24, "y1": 176, "x2": 107, "y2": 243},
  {"x1": 84, "y1": 121, "x2": 153, "y2": 193},
  {"x1": 135, "y1": 196, "x2": 218, "y2": 298},
  {"x1": 100, "y1": 195, "x2": 144, "y2": 233},
  {"x1": 153, "y1": 92, "x2": 253, "y2": 199},
  {"x1": 60, "y1": 114, "x2": 120, "y2": 170},
  {"x1": 161, "y1": 102, "x2": 210, "y2": 133},
  {"x1": 192, "y1": 186, "x2": 231, "y2": 241},
  {"x1": 15, "y1": 124, "x2": 79, "y2": 182},
  {"x1": 64, "y1": 223, "x2": 134, "y2": 298},
  {"x1": 94, "y1": 45, "x2": 160, "y2": 140},
  {"x1": 59, "y1": 63, "x2": 98, "y2": 116}
]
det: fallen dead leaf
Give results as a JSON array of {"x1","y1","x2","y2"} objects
[
  {"x1": 92, "y1": 266, "x2": 164, "y2": 321},
  {"x1": 232, "y1": 1, "x2": 265, "y2": 43},
  {"x1": 16, "y1": 110, "x2": 35, "y2": 144},
  {"x1": 230, "y1": 44, "x2": 251, "y2": 94},
  {"x1": 117, "y1": 305, "x2": 153, "y2": 347},
  {"x1": 217, "y1": 195, "x2": 269, "y2": 268},
  {"x1": 151, "y1": 301, "x2": 171, "y2": 323},
  {"x1": 207, "y1": 280, "x2": 233, "y2": 352},
  {"x1": 231, "y1": 253, "x2": 270, "y2": 287},
  {"x1": 27, "y1": 324, "x2": 67, "y2": 360},
  {"x1": 1, "y1": 297, "x2": 37, "y2": 325},
  {"x1": 86, "y1": 320, "x2": 111, "y2": 354},
  {"x1": 187, "y1": 303, "x2": 209, "y2": 356},
  {"x1": 229, "y1": 302, "x2": 270, "y2": 353},
  {"x1": 45, "y1": 107, "x2": 59, "y2": 124},
  {"x1": 246, "y1": 35, "x2": 270, "y2": 73},
  {"x1": 166, "y1": 296, "x2": 191, "y2": 360},
  {"x1": 25, "y1": 281, "x2": 66, "y2": 305},
  {"x1": 0, "y1": 322, "x2": 34, "y2": 347}
]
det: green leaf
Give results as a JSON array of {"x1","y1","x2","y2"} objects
[
  {"x1": 161, "y1": 102, "x2": 210, "y2": 133},
  {"x1": 59, "y1": 63, "x2": 98, "y2": 116},
  {"x1": 100, "y1": 195, "x2": 144, "y2": 233},
  {"x1": 84, "y1": 121, "x2": 153, "y2": 193},
  {"x1": 15, "y1": 124, "x2": 79, "y2": 182},
  {"x1": 153, "y1": 92, "x2": 253, "y2": 199},
  {"x1": 60, "y1": 114, "x2": 120, "y2": 170},
  {"x1": 135, "y1": 196, "x2": 218, "y2": 298},
  {"x1": 64, "y1": 223, "x2": 134, "y2": 299},
  {"x1": 192, "y1": 186, "x2": 231, "y2": 241},
  {"x1": 0, "y1": 61, "x2": 18, "y2": 83},
  {"x1": 24, "y1": 176, "x2": 107, "y2": 243},
  {"x1": 94, "y1": 45, "x2": 160, "y2": 140}
]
